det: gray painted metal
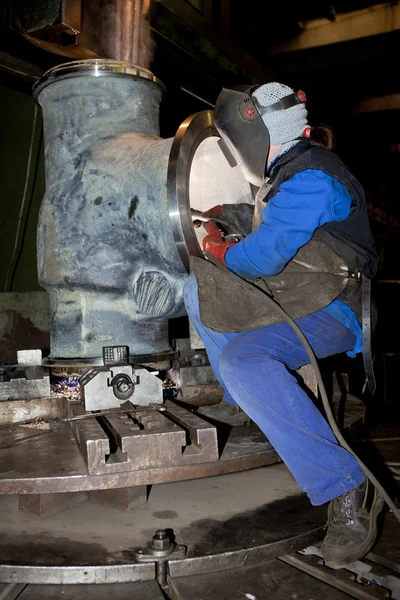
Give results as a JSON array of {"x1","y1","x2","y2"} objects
[
  {"x1": 0, "y1": 352, "x2": 50, "y2": 401},
  {"x1": 33, "y1": 60, "x2": 251, "y2": 366},
  {"x1": 81, "y1": 366, "x2": 163, "y2": 411},
  {"x1": 34, "y1": 60, "x2": 188, "y2": 360},
  {"x1": 0, "y1": 372, "x2": 50, "y2": 401},
  {"x1": 70, "y1": 401, "x2": 219, "y2": 475}
]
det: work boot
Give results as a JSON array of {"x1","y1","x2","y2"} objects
[
  {"x1": 321, "y1": 480, "x2": 384, "y2": 567},
  {"x1": 197, "y1": 402, "x2": 251, "y2": 426}
]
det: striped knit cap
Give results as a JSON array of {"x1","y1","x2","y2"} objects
[{"x1": 252, "y1": 82, "x2": 308, "y2": 145}]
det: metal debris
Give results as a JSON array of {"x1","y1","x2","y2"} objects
[{"x1": 51, "y1": 377, "x2": 80, "y2": 401}]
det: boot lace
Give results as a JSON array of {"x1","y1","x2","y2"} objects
[{"x1": 330, "y1": 493, "x2": 355, "y2": 526}]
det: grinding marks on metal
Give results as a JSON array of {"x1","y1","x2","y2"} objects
[
  {"x1": 62, "y1": 405, "x2": 165, "y2": 422},
  {"x1": 0, "y1": 564, "x2": 155, "y2": 586},
  {"x1": 0, "y1": 530, "x2": 321, "y2": 587},
  {"x1": 167, "y1": 528, "x2": 324, "y2": 579},
  {"x1": 279, "y1": 546, "x2": 400, "y2": 600},
  {"x1": 70, "y1": 402, "x2": 218, "y2": 475},
  {"x1": 0, "y1": 422, "x2": 279, "y2": 493},
  {"x1": 0, "y1": 584, "x2": 27, "y2": 600}
]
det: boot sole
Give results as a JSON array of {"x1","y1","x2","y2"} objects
[{"x1": 322, "y1": 488, "x2": 385, "y2": 566}]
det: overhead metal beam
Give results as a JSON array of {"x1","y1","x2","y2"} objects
[
  {"x1": 156, "y1": 0, "x2": 273, "y2": 81},
  {"x1": 268, "y1": 3, "x2": 400, "y2": 54},
  {"x1": 354, "y1": 93, "x2": 400, "y2": 113}
]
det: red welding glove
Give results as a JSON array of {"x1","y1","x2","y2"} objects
[
  {"x1": 202, "y1": 220, "x2": 236, "y2": 266},
  {"x1": 202, "y1": 205, "x2": 224, "y2": 219}
]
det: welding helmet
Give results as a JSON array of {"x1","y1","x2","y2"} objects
[{"x1": 214, "y1": 85, "x2": 306, "y2": 187}]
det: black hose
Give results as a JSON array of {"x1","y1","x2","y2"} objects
[
  {"x1": 203, "y1": 251, "x2": 400, "y2": 521},
  {"x1": 258, "y1": 288, "x2": 400, "y2": 521}
]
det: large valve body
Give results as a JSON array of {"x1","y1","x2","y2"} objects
[{"x1": 34, "y1": 60, "x2": 252, "y2": 362}]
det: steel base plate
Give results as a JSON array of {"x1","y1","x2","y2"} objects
[{"x1": 0, "y1": 394, "x2": 364, "y2": 494}]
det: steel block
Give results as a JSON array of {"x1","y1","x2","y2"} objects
[{"x1": 70, "y1": 402, "x2": 218, "y2": 475}]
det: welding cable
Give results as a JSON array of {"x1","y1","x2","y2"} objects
[
  {"x1": 255, "y1": 284, "x2": 400, "y2": 522},
  {"x1": 4, "y1": 104, "x2": 41, "y2": 292},
  {"x1": 203, "y1": 252, "x2": 400, "y2": 522}
]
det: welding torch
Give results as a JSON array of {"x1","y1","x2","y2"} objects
[{"x1": 190, "y1": 208, "x2": 243, "y2": 242}]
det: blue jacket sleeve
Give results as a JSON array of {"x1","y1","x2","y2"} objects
[{"x1": 225, "y1": 169, "x2": 352, "y2": 279}]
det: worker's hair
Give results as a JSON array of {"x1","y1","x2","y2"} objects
[{"x1": 309, "y1": 125, "x2": 336, "y2": 151}]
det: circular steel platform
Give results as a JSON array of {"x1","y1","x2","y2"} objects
[{"x1": 0, "y1": 395, "x2": 364, "y2": 494}]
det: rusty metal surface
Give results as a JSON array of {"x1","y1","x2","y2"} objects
[
  {"x1": 0, "y1": 396, "x2": 65, "y2": 425},
  {"x1": 18, "y1": 491, "x2": 86, "y2": 517},
  {"x1": 0, "y1": 394, "x2": 365, "y2": 494},
  {"x1": 88, "y1": 486, "x2": 147, "y2": 510},
  {"x1": 0, "y1": 418, "x2": 278, "y2": 494},
  {"x1": 71, "y1": 402, "x2": 218, "y2": 475}
]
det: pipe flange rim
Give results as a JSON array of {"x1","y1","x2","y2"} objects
[{"x1": 33, "y1": 59, "x2": 165, "y2": 100}]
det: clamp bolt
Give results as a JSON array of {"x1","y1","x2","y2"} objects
[{"x1": 151, "y1": 529, "x2": 172, "y2": 552}]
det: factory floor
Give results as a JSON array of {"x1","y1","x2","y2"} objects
[
  {"x1": 0, "y1": 463, "x2": 312, "y2": 560},
  {"x1": 0, "y1": 418, "x2": 398, "y2": 599}
]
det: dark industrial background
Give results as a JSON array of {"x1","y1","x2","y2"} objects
[{"x1": 0, "y1": 0, "x2": 399, "y2": 412}]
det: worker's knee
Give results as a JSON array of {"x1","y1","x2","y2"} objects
[
  {"x1": 219, "y1": 331, "x2": 279, "y2": 386},
  {"x1": 219, "y1": 337, "x2": 251, "y2": 385}
]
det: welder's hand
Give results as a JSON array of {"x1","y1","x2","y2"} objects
[
  {"x1": 202, "y1": 220, "x2": 236, "y2": 266},
  {"x1": 202, "y1": 205, "x2": 224, "y2": 219}
]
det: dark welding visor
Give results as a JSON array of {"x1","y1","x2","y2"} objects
[{"x1": 214, "y1": 85, "x2": 305, "y2": 187}]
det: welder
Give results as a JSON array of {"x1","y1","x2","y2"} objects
[{"x1": 184, "y1": 82, "x2": 382, "y2": 566}]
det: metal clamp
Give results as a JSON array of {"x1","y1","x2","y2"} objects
[{"x1": 134, "y1": 529, "x2": 187, "y2": 586}]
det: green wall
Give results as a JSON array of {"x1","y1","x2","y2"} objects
[{"x1": 0, "y1": 83, "x2": 45, "y2": 292}]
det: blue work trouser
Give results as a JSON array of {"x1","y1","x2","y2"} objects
[{"x1": 184, "y1": 273, "x2": 366, "y2": 506}]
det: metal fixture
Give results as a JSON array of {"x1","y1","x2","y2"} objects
[
  {"x1": 61, "y1": 405, "x2": 166, "y2": 422},
  {"x1": 80, "y1": 366, "x2": 163, "y2": 411},
  {"x1": 0, "y1": 349, "x2": 50, "y2": 401},
  {"x1": 69, "y1": 400, "x2": 219, "y2": 475},
  {"x1": 79, "y1": 345, "x2": 164, "y2": 410},
  {"x1": 0, "y1": 409, "x2": 278, "y2": 494},
  {"x1": 134, "y1": 529, "x2": 187, "y2": 586},
  {"x1": 279, "y1": 547, "x2": 400, "y2": 600}
]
